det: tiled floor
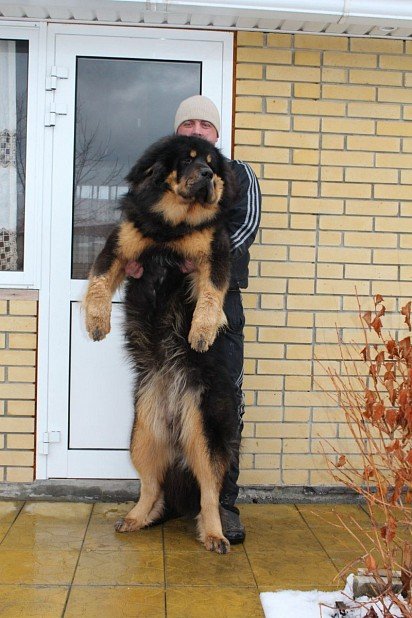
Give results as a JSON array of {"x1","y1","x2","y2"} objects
[{"x1": 0, "y1": 500, "x2": 369, "y2": 617}]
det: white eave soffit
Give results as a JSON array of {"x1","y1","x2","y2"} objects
[{"x1": 2, "y1": 0, "x2": 412, "y2": 38}]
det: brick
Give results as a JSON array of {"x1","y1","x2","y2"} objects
[
  {"x1": 380, "y1": 55, "x2": 412, "y2": 70},
  {"x1": 283, "y1": 470, "x2": 309, "y2": 484},
  {"x1": 377, "y1": 121, "x2": 412, "y2": 136},
  {"x1": 293, "y1": 150, "x2": 319, "y2": 165},
  {"x1": 321, "y1": 183, "x2": 371, "y2": 199},
  {"x1": 7, "y1": 401, "x2": 35, "y2": 416},
  {"x1": 237, "y1": 48, "x2": 292, "y2": 64},
  {"x1": 7, "y1": 434, "x2": 35, "y2": 449},
  {"x1": 257, "y1": 360, "x2": 311, "y2": 375},
  {"x1": 290, "y1": 181, "x2": 318, "y2": 197},
  {"x1": 235, "y1": 97, "x2": 262, "y2": 113},
  {"x1": 0, "y1": 384, "x2": 35, "y2": 399},
  {"x1": 322, "y1": 67, "x2": 347, "y2": 83},
  {"x1": 295, "y1": 50, "x2": 321, "y2": 66},
  {"x1": 266, "y1": 99, "x2": 289, "y2": 114},
  {"x1": 318, "y1": 246, "x2": 371, "y2": 263},
  {"x1": 321, "y1": 117, "x2": 375, "y2": 135},
  {"x1": 293, "y1": 83, "x2": 320, "y2": 99},
  {"x1": 287, "y1": 312, "x2": 313, "y2": 327},
  {"x1": 349, "y1": 69, "x2": 402, "y2": 86},
  {"x1": 323, "y1": 152, "x2": 376, "y2": 172},
  {"x1": 237, "y1": 31, "x2": 264, "y2": 46},
  {"x1": 250, "y1": 246, "x2": 287, "y2": 260},
  {"x1": 0, "y1": 317, "x2": 37, "y2": 332},
  {"x1": 283, "y1": 408, "x2": 311, "y2": 422},
  {"x1": 0, "y1": 451, "x2": 33, "y2": 466},
  {"x1": 375, "y1": 217, "x2": 412, "y2": 233},
  {"x1": 236, "y1": 81, "x2": 292, "y2": 98},
  {"x1": 321, "y1": 167, "x2": 343, "y2": 182},
  {"x1": 244, "y1": 309, "x2": 285, "y2": 326},
  {"x1": 239, "y1": 469, "x2": 281, "y2": 484},
  {"x1": 346, "y1": 135, "x2": 400, "y2": 152},
  {"x1": 9, "y1": 301, "x2": 37, "y2": 315},
  {"x1": 283, "y1": 439, "x2": 310, "y2": 453},
  {"x1": 0, "y1": 417, "x2": 34, "y2": 432},
  {"x1": 322, "y1": 84, "x2": 376, "y2": 101},
  {"x1": 260, "y1": 295, "x2": 284, "y2": 310},
  {"x1": 324, "y1": 51, "x2": 377, "y2": 68},
  {"x1": 0, "y1": 334, "x2": 5, "y2": 348},
  {"x1": 258, "y1": 327, "x2": 312, "y2": 344},
  {"x1": 347, "y1": 102, "x2": 400, "y2": 119},
  {"x1": 346, "y1": 200, "x2": 398, "y2": 216},
  {"x1": 235, "y1": 112, "x2": 291, "y2": 130},
  {"x1": 316, "y1": 260, "x2": 344, "y2": 277},
  {"x1": 378, "y1": 87, "x2": 412, "y2": 104},
  {"x1": 264, "y1": 131, "x2": 319, "y2": 148},
  {"x1": 289, "y1": 197, "x2": 343, "y2": 214},
  {"x1": 8, "y1": 367, "x2": 36, "y2": 382},
  {"x1": 345, "y1": 264, "x2": 397, "y2": 280},
  {"x1": 236, "y1": 64, "x2": 263, "y2": 79},
  {"x1": 235, "y1": 145, "x2": 289, "y2": 163},
  {"x1": 260, "y1": 213, "x2": 287, "y2": 228},
  {"x1": 291, "y1": 100, "x2": 346, "y2": 116},
  {"x1": 264, "y1": 163, "x2": 318, "y2": 181},
  {"x1": 261, "y1": 262, "x2": 315, "y2": 278},
  {"x1": 286, "y1": 295, "x2": 340, "y2": 310},
  {"x1": 294, "y1": 34, "x2": 348, "y2": 51},
  {"x1": 285, "y1": 375, "x2": 311, "y2": 390},
  {"x1": 319, "y1": 231, "x2": 342, "y2": 245},
  {"x1": 8, "y1": 334, "x2": 37, "y2": 349},
  {"x1": 0, "y1": 301, "x2": 6, "y2": 314},
  {"x1": 242, "y1": 438, "x2": 281, "y2": 454},
  {"x1": 0, "y1": 367, "x2": 5, "y2": 381},
  {"x1": 289, "y1": 213, "x2": 317, "y2": 229},
  {"x1": 256, "y1": 423, "x2": 309, "y2": 438},
  {"x1": 375, "y1": 184, "x2": 412, "y2": 200},
  {"x1": 293, "y1": 116, "x2": 321, "y2": 132},
  {"x1": 6, "y1": 467, "x2": 34, "y2": 482},
  {"x1": 376, "y1": 153, "x2": 412, "y2": 168},
  {"x1": 244, "y1": 343, "x2": 284, "y2": 359},
  {"x1": 350, "y1": 38, "x2": 403, "y2": 53},
  {"x1": 266, "y1": 65, "x2": 320, "y2": 82},
  {"x1": 374, "y1": 249, "x2": 412, "y2": 264},
  {"x1": 0, "y1": 350, "x2": 35, "y2": 365},
  {"x1": 255, "y1": 454, "x2": 281, "y2": 468},
  {"x1": 345, "y1": 168, "x2": 398, "y2": 183},
  {"x1": 288, "y1": 280, "x2": 315, "y2": 294},
  {"x1": 322, "y1": 135, "x2": 345, "y2": 149},
  {"x1": 267, "y1": 33, "x2": 292, "y2": 48},
  {"x1": 285, "y1": 345, "x2": 312, "y2": 359}
]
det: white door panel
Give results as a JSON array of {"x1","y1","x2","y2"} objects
[{"x1": 42, "y1": 24, "x2": 233, "y2": 479}]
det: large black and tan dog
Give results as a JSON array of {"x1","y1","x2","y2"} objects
[{"x1": 84, "y1": 135, "x2": 239, "y2": 553}]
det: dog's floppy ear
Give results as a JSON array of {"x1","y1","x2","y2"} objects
[{"x1": 126, "y1": 160, "x2": 166, "y2": 187}]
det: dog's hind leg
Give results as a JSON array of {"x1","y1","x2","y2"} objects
[
  {"x1": 180, "y1": 391, "x2": 230, "y2": 554},
  {"x1": 115, "y1": 398, "x2": 170, "y2": 533}
]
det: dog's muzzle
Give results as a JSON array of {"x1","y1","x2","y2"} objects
[{"x1": 183, "y1": 163, "x2": 215, "y2": 204}]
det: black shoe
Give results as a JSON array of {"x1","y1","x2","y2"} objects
[{"x1": 219, "y1": 505, "x2": 245, "y2": 544}]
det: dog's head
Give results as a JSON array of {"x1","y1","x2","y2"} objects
[{"x1": 125, "y1": 135, "x2": 236, "y2": 227}]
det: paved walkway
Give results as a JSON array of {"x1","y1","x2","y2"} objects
[{"x1": 0, "y1": 501, "x2": 370, "y2": 617}]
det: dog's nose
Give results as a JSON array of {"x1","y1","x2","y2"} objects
[{"x1": 200, "y1": 167, "x2": 213, "y2": 180}]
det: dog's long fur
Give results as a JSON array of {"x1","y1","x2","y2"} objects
[{"x1": 84, "y1": 135, "x2": 239, "y2": 553}]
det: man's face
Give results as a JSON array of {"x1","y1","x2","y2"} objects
[{"x1": 176, "y1": 119, "x2": 218, "y2": 145}]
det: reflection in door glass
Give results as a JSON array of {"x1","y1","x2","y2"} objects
[
  {"x1": 0, "y1": 40, "x2": 28, "y2": 271},
  {"x1": 72, "y1": 57, "x2": 201, "y2": 279}
]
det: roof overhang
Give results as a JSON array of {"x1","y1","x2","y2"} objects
[{"x1": 2, "y1": 0, "x2": 412, "y2": 38}]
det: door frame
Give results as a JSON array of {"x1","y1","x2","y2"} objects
[{"x1": 36, "y1": 22, "x2": 234, "y2": 479}]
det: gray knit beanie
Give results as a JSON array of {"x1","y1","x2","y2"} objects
[{"x1": 174, "y1": 95, "x2": 220, "y2": 135}]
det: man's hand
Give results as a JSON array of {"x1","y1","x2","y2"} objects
[{"x1": 125, "y1": 259, "x2": 197, "y2": 278}]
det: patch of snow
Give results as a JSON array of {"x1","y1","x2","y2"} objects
[{"x1": 260, "y1": 574, "x2": 404, "y2": 617}]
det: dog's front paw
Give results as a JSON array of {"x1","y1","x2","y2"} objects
[
  {"x1": 85, "y1": 302, "x2": 111, "y2": 341},
  {"x1": 204, "y1": 534, "x2": 230, "y2": 554},
  {"x1": 188, "y1": 321, "x2": 218, "y2": 353}
]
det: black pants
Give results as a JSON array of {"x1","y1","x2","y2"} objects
[{"x1": 214, "y1": 290, "x2": 245, "y2": 509}]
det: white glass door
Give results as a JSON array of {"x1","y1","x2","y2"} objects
[{"x1": 42, "y1": 24, "x2": 233, "y2": 479}]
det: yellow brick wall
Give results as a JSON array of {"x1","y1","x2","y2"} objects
[
  {"x1": 0, "y1": 296, "x2": 37, "y2": 482},
  {"x1": 235, "y1": 32, "x2": 412, "y2": 486}
]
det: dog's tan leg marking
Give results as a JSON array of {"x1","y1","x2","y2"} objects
[
  {"x1": 84, "y1": 222, "x2": 154, "y2": 341},
  {"x1": 115, "y1": 379, "x2": 171, "y2": 533},
  {"x1": 169, "y1": 230, "x2": 228, "y2": 353},
  {"x1": 180, "y1": 391, "x2": 230, "y2": 554},
  {"x1": 84, "y1": 257, "x2": 125, "y2": 341},
  {"x1": 187, "y1": 260, "x2": 228, "y2": 353}
]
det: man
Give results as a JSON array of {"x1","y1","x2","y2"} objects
[{"x1": 126, "y1": 95, "x2": 261, "y2": 543}]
